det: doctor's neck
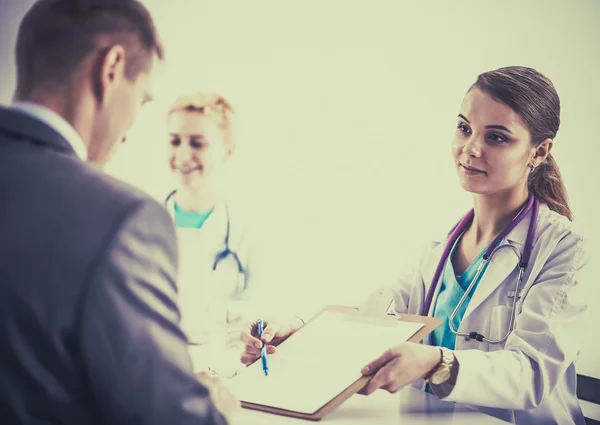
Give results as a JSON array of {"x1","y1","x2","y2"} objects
[
  {"x1": 175, "y1": 186, "x2": 222, "y2": 213},
  {"x1": 470, "y1": 187, "x2": 529, "y2": 245}
]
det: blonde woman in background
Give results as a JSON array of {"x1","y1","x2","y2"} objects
[{"x1": 165, "y1": 92, "x2": 260, "y2": 376}]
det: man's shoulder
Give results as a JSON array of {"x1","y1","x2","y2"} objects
[
  {"x1": 80, "y1": 162, "x2": 150, "y2": 206},
  {"x1": 44, "y1": 154, "x2": 133, "y2": 203},
  {"x1": 19, "y1": 153, "x2": 168, "y2": 245},
  {"x1": 71, "y1": 161, "x2": 169, "y2": 226}
]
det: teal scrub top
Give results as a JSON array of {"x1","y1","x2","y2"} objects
[
  {"x1": 430, "y1": 234, "x2": 491, "y2": 350},
  {"x1": 174, "y1": 202, "x2": 213, "y2": 229}
]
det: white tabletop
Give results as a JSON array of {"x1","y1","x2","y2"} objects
[{"x1": 227, "y1": 385, "x2": 510, "y2": 424}]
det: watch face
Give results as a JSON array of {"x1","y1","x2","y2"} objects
[{"x1": 430, "y1": 366, "x2": 451, "y2": 385}]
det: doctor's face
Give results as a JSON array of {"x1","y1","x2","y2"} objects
[
  {"x1": 451, "y1": 89, "x2": 536, "y2": 196},
  {"x1": 167, "y1": 111, "x2": 233, "y2": 191}
]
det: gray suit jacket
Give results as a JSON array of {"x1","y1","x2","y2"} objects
[{"x1": 0, "y1": 106, "x2": 227, "y2": 425}]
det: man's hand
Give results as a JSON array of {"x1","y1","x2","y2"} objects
[{"x1": 239, "y1": 317, "x2": 304, "y2": 365}]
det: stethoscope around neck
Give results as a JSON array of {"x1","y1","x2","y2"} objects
[
  {"x1": 165, "y1": 190, "x2": 248, "y2": 294},
  {"x1": 422, "y1": 194, "x2": 540, "y2": 345}
]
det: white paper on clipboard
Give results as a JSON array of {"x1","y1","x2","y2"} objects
[{"x1": 228, "y1": 310, "x2": 424, "y2": 414}]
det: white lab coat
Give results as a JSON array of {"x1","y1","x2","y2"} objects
[
  {"x1": 165, "y1": 195, "x2": 259, "y2": 344},
  {"x1": 386, "y1": 201, "x2": 588, "y2": 425}
]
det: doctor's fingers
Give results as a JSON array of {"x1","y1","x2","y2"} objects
[
  {"x1": 361, "y1": 345, "x2": 403, "y2": 376},
  {"x1": 363, "y1": 358, "x2": 403, "y2": 395},
  {"x1": 382, "y1": 380, "x2": 406, "y2": 394}
]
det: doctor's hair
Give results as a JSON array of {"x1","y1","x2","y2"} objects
[
  {"x1": 168, "y1": 92, "x2": 235, "y2": 147},
  {"x1": 471, "y1": 66, "x2": 573, "y2": 221},
  {"x1": 15, "y1": 0, "x2": 163, "y2": 98}
]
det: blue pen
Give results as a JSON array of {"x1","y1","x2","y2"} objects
[{"x1": 257, "y1": 319, "x2": 269, "y2": 376}]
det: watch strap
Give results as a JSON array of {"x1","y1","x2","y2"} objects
[{"x1": 425, "y1": 347, "x2": 454, "y2": 383}]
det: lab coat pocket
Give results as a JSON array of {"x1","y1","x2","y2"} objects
[{"x1": 488, "y1": 305, "x2": 512, "y2": 352}]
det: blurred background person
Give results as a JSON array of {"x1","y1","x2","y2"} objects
[{"x1": 165, "y1": 92, "x2": 263, "y2": 376}]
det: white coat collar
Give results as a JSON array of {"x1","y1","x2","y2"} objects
[
  {"x1": 425, "y1": 201, "x2": 550, "y2": 319},
  {"x1": 431, "y1": 201, "x2": 550, "y2": 246}
]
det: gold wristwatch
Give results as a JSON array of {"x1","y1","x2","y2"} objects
[{"x1": 425, "y1": 347, "x2": 454, "y2": 385}]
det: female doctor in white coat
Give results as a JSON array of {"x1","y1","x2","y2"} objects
[
  {"x1": 165, "y1": 92, "x2": 256, "y2": 349},
  {"x1": 240, "y1": 66, "x2": 588, "y2": 425}
]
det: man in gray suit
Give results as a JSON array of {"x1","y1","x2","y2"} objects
[{"x1": 0, "y1": 1, "x2": 235, "y2": 423}]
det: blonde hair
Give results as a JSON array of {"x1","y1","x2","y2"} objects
[{"x1": 168, "y1": 92, "x2": 235, "y2": 147}]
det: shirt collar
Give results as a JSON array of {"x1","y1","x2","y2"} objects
[{"x1": 10, "y1": 101, "x2": 88, "y2": 161}]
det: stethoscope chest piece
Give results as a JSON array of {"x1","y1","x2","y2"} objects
[
  {"x1": 166, "y1": 190, "x2": 248, "y2": 297},
  {"x1": 212, "y1": 250, "x2": 247, "y2": 297},
  {"x1": 425, "y1": 194, "x2": 540, "y2": 345}
]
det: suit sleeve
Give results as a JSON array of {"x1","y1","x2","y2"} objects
[{"x1": 75, "y1": 199, "x2": 228, "y2": 425}]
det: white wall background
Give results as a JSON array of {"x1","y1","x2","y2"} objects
[{"x1": 1, "y1": 0, "x2": 599, "y2": 378}]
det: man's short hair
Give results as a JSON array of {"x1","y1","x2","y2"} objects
[{"x1": 15, "y1": 0, "x2": 164, "y2": 96}]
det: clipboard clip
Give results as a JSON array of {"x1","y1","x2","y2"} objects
[{"x1": 385, "y1": 300, "x2": 398, "y2": 316}]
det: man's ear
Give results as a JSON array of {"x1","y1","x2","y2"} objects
[
  {"x1": 93, "y1": 45, "x2": 126, "y2": 104},
  {"x1": 532, "y1": 138, "x2": 553, "y2": 167}
]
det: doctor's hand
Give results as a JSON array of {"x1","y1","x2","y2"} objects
[
  {"x1": 239, "y1": 317, "x2": 305, "y2": 365},
  {"x1": 359, "y1": 342, "x2": 441, "y2": 395},
  {"x1": 196, "y1": 371, "x2": 240, "y2": 420}
]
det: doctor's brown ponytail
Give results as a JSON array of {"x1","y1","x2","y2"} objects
[
  {"x1": 528, "y1": 153, "x2": 572, "y2": 220},
  {"x1": 471, "y1": 66, "x2": 573, "y2": 221}
]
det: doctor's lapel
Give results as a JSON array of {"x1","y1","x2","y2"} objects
[
  {"x1": 462, "y1": 209, "x2": 532, "y2": 321},
  {"x1": 202, "y1": 203, "x2": 229, "y2": 244},
  {"x1": 462, "y1": 239, "x2": 520, "y2": 320},
  {"x1": 421, "y1": 241, "x2": 445, "y2": 317}
]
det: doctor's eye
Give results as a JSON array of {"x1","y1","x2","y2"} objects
[
  {"x1": 170, "y1": 138, "x2": 181, "y2": 147},
  {"x1": 190, "y1": 139, "x2": 205, "y2": 149},
  {"x1": 457, "y1": 122, "x2": 471, "y2": 135},
  {"x1": 487, "y1": 132, "x2": 508, "y2": 144}
]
